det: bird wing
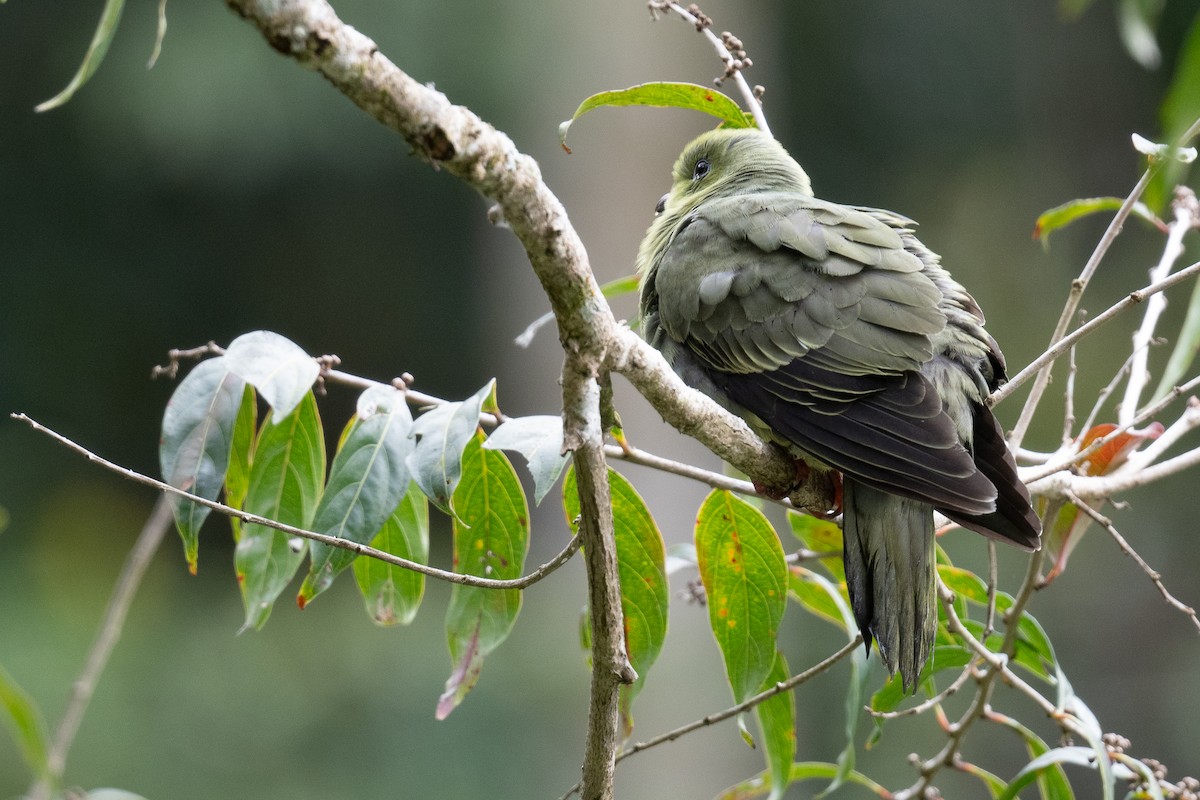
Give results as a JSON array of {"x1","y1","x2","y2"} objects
[{"x1": 651, "y1": 192, "x2": 998, "y2": 514}]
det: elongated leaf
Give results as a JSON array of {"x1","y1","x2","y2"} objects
[
  {"x1": 715, "y1": 761, "x2": 891, "y2": 799},
  {"x1": 564, "y1": 466, "x2": 669, "y2": 737},
  {"x1": 485, "y1": 415, "x2": 568, "y2": 505},
  {"x1": 437, "y1": 432, "x2": 529, "y2": 719},
  {"x1": 224, "y1": 331, "x2": 319, "y2": 423},
  {"x1": 559, "y1": 82, "x2": 753, "y2": 150},
  {"x1": 0, "y1": 665, "x2": 48, "y2": 779},
  {"x1": 998, "y1": 747, "x2": 1096, "y2": 800},
  {"x1": 870, "y1": 645, "x2": 972, "y2": 714},
  {"x1": 695, "y1": 490, "x2": 787, "y2": 705},
  {"x1": 224, "y1": 385, "x2": 258, "y2": 541},
  {"x1": 1152, "y1": 270, "x2": 1200, "y2": 402},
  {"x1": 990, "y1": 710, "x2": 1075, "y2": 800},
  {"x1": 407, "y1": 381, "x2": 493, "y2": 515},
  {"x1": 1156, "y1": 11, "x2": 1200, "y2": 211},
  {"x1": 159, "y1": 356, "x2": 246, "y2": 573},
  {"x1": 755, "y1": 651, "x2": 795, "y2": 800},
  {"x1": 300, "y1": 386, "x2": 414, "y2": 605},
  {"x1": 1116, "y1": 0, "x2": 1163, "y2": 69},
  {"x1": 1032, "y1": 197, "x2": 1160, "y2": 244},
  {"x1": 235, "y1": 392, "x2": 325, "y2": 631},
  {"x1": 353, "y1": 483, "x2": 428, "y2": 626},
  {"x1": 35, "y1": 0, "x2": 126, "y2": 112}
]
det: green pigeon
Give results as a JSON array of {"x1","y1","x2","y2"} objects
[{"x1": 636, "y1": 128, "x2": 1041, "y2": 689}]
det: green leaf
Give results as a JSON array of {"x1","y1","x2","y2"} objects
[
  {"x1": 998, "y1": 747, "x2": 1096, "y2": 800},
  {"x1": 564, "y1": 466, "x2": 669, "y2": 737},
  {"x1": 0, "y1": 664, "x2": 49, "y2": 780},
  {"x1": 484, "y1": 415, "x2": 569, "y2": 505},
  {"x1": 1158, "y1": 11, "x2": 1200, "y2": 207},
  {"x1": 159, "y1": 356, "x2": 247, "y2": 573},
  {"x1": 956, "y1": 761, "x2": 1009, "y2": 798},
  {"x1": 1058, "y1": 0, "x2": 1096, "y2": 19},
  {"x1": 1032, "y1": 197, "x2": 1160, "y2": 245},
  {"x1": 300, "y1": 385, "x2": 414, "y2": 605},
  {"x1": 407, "y1": 380, "x2": 493, "y2": 515},
  {"x1": 35, "y1": 0, "x2": 126, "y2": 112},
  {"x1": 990, "y1": 710, "x2": 1076, "y2": 800},
  {"x1": 80, "y1": 791, "x2": 152, "y2": 800},
  {"x1": 234, "y1": 392, "x2": 325, "y2": 631},
  {"x1": 148, "y1": 0, "x2": 168, "y2": 68},
  {"x1": 436, "y1": 432, "x2": 529, "y2": 719},
  {"x1": 224, "y1": 384, "x2": 258, "y2": 541},
  {"x1": 1152, "y1": 268, "x2": 1200, "y2": 402},
  {"x1": 755, "y1": 651, "x2": 795, "y2": 800},
  {"x1": 714, "y1": 761, "x2": 891, "y2": 799},
  {"x1": 353, "y1": 482, "x2": 429, "y2": 626},
  {"x1": 786, "y1": 511, "x2": 845, "y2": 583},
  {"x1": 695, "y1": 490, "x2": 787, "y2": 705},
  {"x1": 559, "y1": 82, "x2": 753, "y2": 150},
  {"x1": 224, "y1": 330, "x2": 320, "y2": 423}
]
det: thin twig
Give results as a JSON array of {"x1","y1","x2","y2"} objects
[
  {"x1": 558, "y1": 634, "x2": 862, "y2": 799},
  {"x1": 869, "y1": 657, "x2": 977, "y2": 721},
  {"x1": 1119, "y1": 191, "x2": 1196, "y2": 425},
  {"x1": 1065, "y1": 490, "x2": 1199, "y2": 632},
  {"x1": 1005, "y1": 164, "x2": 1159, "y2": 448},
  {"x1": 651, "y1": 2, "x2": 770, "y2": 135},
  {"x1": 11, "y1": 413, "x2": 582, "y2": 592},
  {"x1": 1081, "y1": 347, "x2": 1141, "y2": 437},
  {"x1": 27, "y1": 496, "x2": 174, "y2": 800},
  {"x1": 995, "y1": 258, "x2": 1200, "y2": 410},
  {"x1": 1020, "y1": 374, "x2": 1200, "y2": 485}
]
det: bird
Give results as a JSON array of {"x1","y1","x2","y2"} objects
[{"x1": 635, "y1": 128, "x2": 1041, "y2": 690}]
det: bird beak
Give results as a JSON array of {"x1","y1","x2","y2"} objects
[{"x1": 655, "y1": 193, "x2": 668, "y2": 214}]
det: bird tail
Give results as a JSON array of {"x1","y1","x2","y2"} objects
[{"x1": 842, "y1": 477, "x2": 936, "y2": 692}]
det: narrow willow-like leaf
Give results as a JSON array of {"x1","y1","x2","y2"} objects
[
  {"x1": 224, "y1": 384, "x2": 258, "y2": 541},
  {"x1": 235, "y1": 392, "x2": 325, "y2": 631},
  {"x1": 147, "y1": 0, "x2": 168, "y2": 68},
  {"x1": 788, "y1": 567, "x2": 869, "y2": 796},
  {"x1": 1032, "y1": 197, "x2": 1159, "y2": 244},
  {"x1": 485, "y1": 415, "x2": 568, "y2": 505},
  {"x1": 786, "y1": 511, "x2": 845, "y2": 583},
  {"x1": 159, "y1": 356, "x2": 246, "y2": 573},
  {"x1": 1115, "y1": 0, "x2": 1162, "y2": 69},
  {"x1": 300, "y1": 386, "x2": 414, "y2": 605},
  {"x1": 998, "y1": 747, "x2": 1097, "y2": 800},
  {"x1": 989, "y1": 710, "x2": 1075, "y2": 800},
  {"x1": 436, "y1": 432, "x2": 529, "y2": 719},
  {"x1": 35, "y1": 0, "x2": 126, "y2": 112},
  {"x1": 754, "y1": 650, "x2": 794, "y2": 800},
  {"x1": 1152, "y1": 271, "x2": 1200, "y2": 402},
  {"x1": 1155, "y1": 12, "x2": 1200, "y2": 212},
  {"x1": 353, "y1": 482, "x2": 428, "y2": 626},
  {"x1": 563, "y1": 466, "x2": 669, "y2": 737},
  {"x1": 714, "y1": 761, "x2": 891, "y2": 799},
  {"x1": 224, "y1": 330, "x2": 319, "y2": 423},
  {"x1": 695, "y1": 490, "x2": 787, "y2": 704},
  {"x1": 0, "y1": 664, "x2": 48, "y2": 779},
  {"x1": 407, "y1": 380, "x2": 494, "y2": 515},
  {"x1": 559, "y1": 82, "x2": 753, "y2": 151}
]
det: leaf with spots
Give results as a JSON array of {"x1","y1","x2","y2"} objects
[
  {"x1": 563, "y1": 465, "x2": 668, "y2": 738},
  {"x1": 695, "y1": 490, "x2": 787, "y2": 705},
  {"x1": 436, "y1": 431, "x2": 529, "y2": 719},
  {"x1": 235, "y1": 392, "x2": 325, "y2": 632}
]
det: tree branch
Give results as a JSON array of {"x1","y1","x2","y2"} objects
[{"x1": 11, "y1": 413, "x2": 582, "y2": 592}]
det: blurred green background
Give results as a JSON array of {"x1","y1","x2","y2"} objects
[{"x1": 3, "y1": 1, "x2": 1199, "y2": 797}]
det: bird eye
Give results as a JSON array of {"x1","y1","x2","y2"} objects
[{"x1": 692, "y1": 159, "x2": 711, "y2": 180}]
